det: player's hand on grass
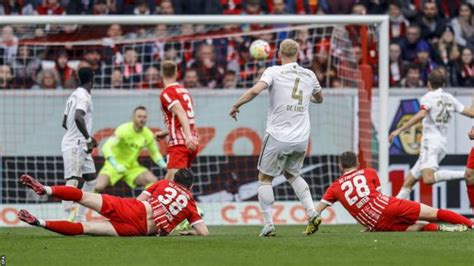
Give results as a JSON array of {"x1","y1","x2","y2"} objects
[
  {"x1": 85, "y1": 137, "x2": 98, "y2": 154},
  {"x1": 186, "y1": 136, "x2": 198, "y2": 151},
  {"x1": 229, "y1": 105, "x2": 239, "y2": 121},
  {"x1": 154, "y1": 130, "x2": 168, "y2": 141}
]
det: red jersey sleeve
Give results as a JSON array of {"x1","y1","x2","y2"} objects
[
  {"x1": 144, "y1": 180, "x2": 168, "y2": 195},
  {"x1": 187, "y1": 200, "x2": 203, "y2": 226},
  {"x1": 160, "y1": 89, "x2": 180, "y2": 111},
  {"x1": 321, "y1": 183, "x2": 338, "y2": 206}
]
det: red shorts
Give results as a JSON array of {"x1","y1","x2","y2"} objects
[
  {"x1": 167, "y1": 145, "x2": 198, "y2": 169},
  {"x1": 100, "y1": 194, "x2": 148, "y2": 236},
  {"x1": 374, "y1": 198, "x2": 420, "y2": 232},
  {"x1": 467, "y1": 148, "x2": 474, "y2": 169}
]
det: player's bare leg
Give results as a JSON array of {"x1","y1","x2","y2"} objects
[
  {"x1": 95, "y1": 173, "x2": 111, "y2": 192},
  {"x1": 134, "y1": 170, "x2": 158, "y2": 188},
  {"x1": 422, "y1": 168, "x2": 465, "y2": 185},
  {"x1": 396, "y1": 173, "x2": 418, "y2": 199},
  {"x1": 284, "y1": 171, "x2": 321, "y2": 235},
  {"x1": 258, "y1": 172, "x2": 276, "y2": 237},
  {"x1": 421, "y1": 168, "x2": 436, "y2": 185},
  {"x1": 417, "y1": 202, "x2": 472, "y2": 230},
  {"x1": 165, "y1": 168, "x2": 179, "y2": 180}
]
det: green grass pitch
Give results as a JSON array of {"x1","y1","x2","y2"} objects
[{"x1": 1, "y1": 225, "x2": 473, "y2": 266}]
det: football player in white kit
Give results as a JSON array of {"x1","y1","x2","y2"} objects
[
  {"x1": 389, "y1": 69, "x2": 474, "y2": 199},
  {"x1": 229, "y1": 39, "x2": 323, "y2": 236},
  {"x1": 61, "y1": 67, "x2": 98, "y2": 221}
]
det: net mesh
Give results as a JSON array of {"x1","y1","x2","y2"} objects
[{"x1": 0, "y1": 22, "x2": 379, "y2": 225}]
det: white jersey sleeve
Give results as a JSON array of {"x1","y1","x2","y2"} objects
[
  {"x1": 259, "y1": 67, "x2": 276, "y2": 87},
  {"x1": 75, "y1": 90, "x2": 90, "y2": 113},
  {"x1": 420, "y1": 93, "x2": 434, "y2": 111},
  {"x1": 449, "y1": 94, "x2": 465, "y2": 113},
  {"x1": 310, "y1": 71, "x2": 322, "y2": 95}
]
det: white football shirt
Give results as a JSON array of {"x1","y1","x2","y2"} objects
[
  {"x1": 61, "y1": 87, "x2": 94, "y2": 151},
  {"x1": 259, "y1": 62, "x2": 321, "y2": 143},
  {"x1": 420, "y1": 88, "x2": 464, "y2": 143}
]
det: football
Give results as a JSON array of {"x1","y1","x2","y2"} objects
[{"x1": 249, "y1": 39, "x2": 271, "y2": 60}]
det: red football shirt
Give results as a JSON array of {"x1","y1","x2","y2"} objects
[
  {"x1": 159, "y1": 83, "x2": 197, "y2": 147},
  {"x1": 144, "y1": 180, "x2": 202, "y2": 235},
  {"x1": 322, "y1": 168, "x2": 389, "y2": 231}
]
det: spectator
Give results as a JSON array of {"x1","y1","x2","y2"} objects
[
  {"x1": 272, "y1": 0, "x2": 287, "y2": 14},
  {"x1": 0, "y1": 1, "x2": 35, "y2": 15},
  {"x1": 221, "y1": 0, "x2": 243, "y2": 14},
  {"x1": 244, "y1": 0, "x2": 263, "y2": 15},
  {"x1": 223, "y1": 70, "x2": 238, "y2": 89},
  {"x1": 398, "y1": 0, "x2": 419, "y2": 21},
  {"x1": 122, "y1": 48, "x2": 143, "y2": 86},
  {"x1": 454, "y1": 47, "x2": 474, "y2": 87},
  {"x1": 331, "y1": 77, "x2": 344, "y2": 88},
  {"x1": 322, "y1": 0, "x2": 354, "y2": 14},
  {"x1": 295, "y1": 29, "x2": 313, "y2": 66},
  {"x1": 400, "y1": 64, "x2": 424, "y2": 88},
  {"x1": 0, "y1": 64, "x2": 13, "y2": 89},
  {"x1": 351, "y1": 3, "x2": 367, "y2": 15},
  {"x1": 157, "y1": 0, "x2": 174, "y2": 14},
  {"x1": 10, "y1": 45, "x2": 41, "y2": 88},
  {"x1": 433, "y1": 26, "x2": 460, "y2": 66},
  {"x1": 452, "y1": 3, "x2": 474, "y2": 48},
  {"x1": 415, "y1": 41, "x2": 437, "y2": 84},
  {"x1": 389, "y1": 1, "x2": 409, "y2": 42},
  {"x1": 389, "y1": 43, "x2": 407, "y2": 87},
  {"x1": 134, "y1": 0, "x2": 152, "y2": 15},
  {"x1": 417, "y1": 2, "x2": 446, "y2": 43},
  {"x1": 55, "y1": 50, "x2": 77, "y2": 89},
  {"x1": 399, "y1": 25, "x2": 430, "y2": 61},
  {"x1": 183, "y1": 68, "x2": 202, "y2": 88},
  {"x1": 32, "y1": 68, "x2": 62, "y2": 90},
  {"x1": 173, "y1": 0, "x2": 222, "y2": 14},
  {"x1": 191, "y1": 43, "x2": 224, "y2": 88},
  {"x1": 137, "y1": 66, "x2": 162, "y2": 89},
  {"x1": 360, "y1": 0, "x2": 388, "y2": 14},
  {"x1": 91, "y1": 0, "x2": 110, "y2": 15},
  {"x1": 110, "y1": 69, "x2": 124, "y2": 89},
  {"x1": 35, "y1": 0, "x2": 65, "y2": 15},
  {"x1": 83, "y1": 49, "x2": 106, "y2": 86},
  {"x1": 0, "y1": 26, "x2": 18, "y2": 64}
]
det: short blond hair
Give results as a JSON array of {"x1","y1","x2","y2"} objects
[
  {"x1": 279, "y1": 39, "x2": 299, "y2": 58},
  {"x1": 161, "y1": 60, "x2": 177, "y2": 78}
]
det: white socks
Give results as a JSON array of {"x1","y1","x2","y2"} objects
[
  {"x1": 434, "y1": 170, "x2": 465, "y2": 183},
  {"x1": 288, "y1": 176, "x2": 317, "y2": 218},
  {"x1": 258, "y1": 182, "x2": 275, "y2": 226},
  {"x1": 396, "y1": 187, "x2": 411, "y2": 199},
  {"x1": 76, "y1": 179, "x2": 97, "y2": 221},
  {"x1": 44, "y1": 186, "x2": 52, "y2": 196},
  {"x1": 62, "y1": 179, "x2": 78, "y2": 218}
]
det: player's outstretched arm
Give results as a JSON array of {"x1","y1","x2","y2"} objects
[
  {"x1": 315, "y1": 202, "x2": 329, "y2": 214},
  {"x1": 170, "y1": 103, "x2": 198, "y2": 151},
  {"x1": 389, "y1": 109, "x2": 427, "y2": 143},
  {"x1": 74, "y1": 109, "x2": 97, "y2": 153},
  {"x1": 136, "y1": 191, "x2": 151, "y2": 201},
  {"x1": 229, "y1": 81, "x2": 268, "y2": 121},
  {"x1": 193, "y1": 222, "x2": 209, "y2": 236},
  {"x1": 461, "y1": 94, "x2": 474, "y2": 118},
  {"x1": 102, "y1": 135, "x2": 126, "y2": 173}
]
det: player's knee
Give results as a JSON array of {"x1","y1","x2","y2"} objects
[
  {"x1": 422, "y1": 174, "x2": 435, "y2": 185},
  {"x1": 258, "y1": 172, "x2": 273, "y2": 183}
]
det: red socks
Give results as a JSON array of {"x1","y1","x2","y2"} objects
[
  {"x1": 45, "y1": 221, "x2": 84, "y2": 236},
  {"x1": 51, "y1": 186, "x2": 83, "y2": 201},
  {"x1": 467, "y1": 184, "x2": 474, "y2": 208},
  {"x1": 421, "y1": 223, "x2": 439, "y2": 231},
  {"x1": 437, "y1": 209, "x2": 473, "y2": 228}
]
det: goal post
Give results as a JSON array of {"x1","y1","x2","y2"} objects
[{"x1": 0, "y1": 15, "x2": 389, "y2": 225}]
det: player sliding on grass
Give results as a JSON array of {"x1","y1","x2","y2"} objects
[
  {"x1": 95, "y1": 106, "x2": 167, "y2": 192},
  {"x1": 389, "y1": 69, "x2": 474, "y2": 199},
  {"x1": 229, "y1": 39, "x2": 323, "y2": 236},
  {"x1": 17, "y1": 169, "x2": 208, "y2": 237},
  {"x1": 155, "y1": 60, "x2": 199, "y2": 181},
  {"x1": 61, "y1": 67, "x2": 98, "y2": 222},
  {"x1": 314, "y1": 151, "x2": 473, "y2": 232}
]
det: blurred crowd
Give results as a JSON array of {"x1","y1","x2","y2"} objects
[{"x1": 0, "y1": 0, "x2": 473, "y2": 90}]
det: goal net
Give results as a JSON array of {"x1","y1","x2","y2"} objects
[{"x1": 0, "y1": 16, "x2": 388, "y2": 226}]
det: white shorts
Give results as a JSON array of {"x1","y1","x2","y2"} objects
[
  {"x1": 257, "y1": 134, "x2": 307, "y2": 177},
  {"x1": 410, "y1": 138, "x2": 446, "y2": 179},
  {"x1": 62, "y1": 147, "x2": 96, "y2": 179}
]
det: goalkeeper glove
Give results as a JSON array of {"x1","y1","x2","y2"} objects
[
  {"x1": 107, "y1": 157, "x2": 126, "y2": 173},
  {"x1": 156, "y1": 158, "x2": 167, "y2": 169}
]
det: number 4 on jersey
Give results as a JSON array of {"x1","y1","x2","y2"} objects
[{"x1": 291, "y1": 77, "x2": 303, "y2": 105}]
